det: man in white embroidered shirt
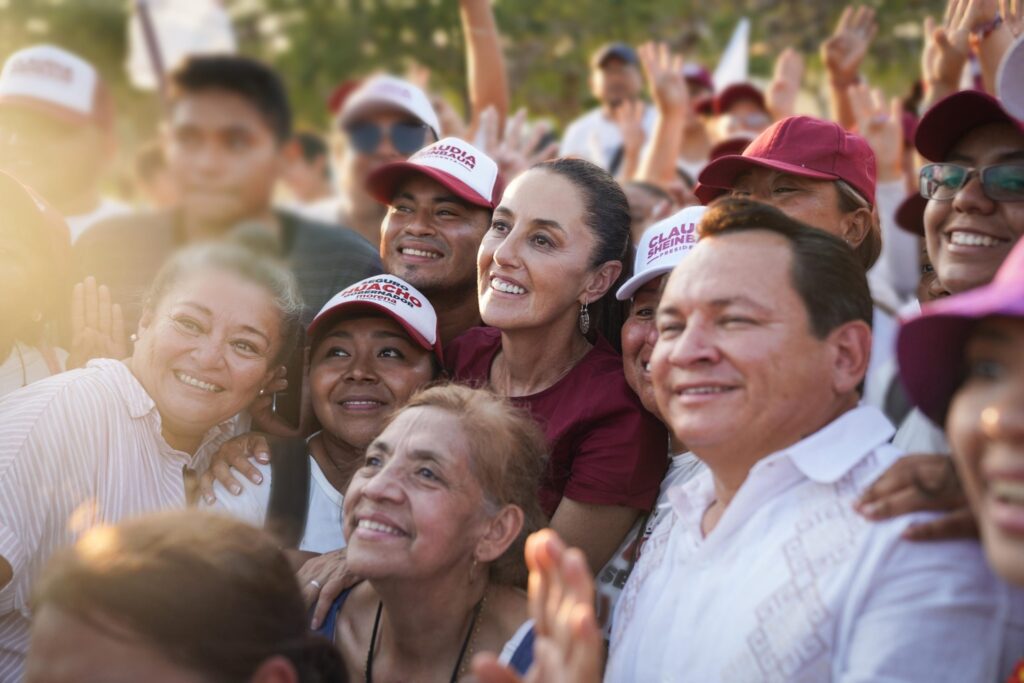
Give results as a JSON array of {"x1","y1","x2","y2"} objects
[{"x1": 606, "y1": 198, "x2": 1012, "y2": 682}]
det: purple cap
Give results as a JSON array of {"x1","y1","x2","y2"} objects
[
  {"x1": 712, "y1": 83, "x2": 766, "y2": 116},
  {"x1": 915, "y1": 90, "x2": 1024, "y2": 162},
  {"x1": 897, "y1": 237, "x2": 1024, "y2": 425}
]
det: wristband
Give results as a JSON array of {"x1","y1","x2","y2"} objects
[{"x1": 972, "y1": 13, "x2": 1003, "y2": 41}]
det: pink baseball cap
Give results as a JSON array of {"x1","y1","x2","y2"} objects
[
  {"x1": 0, "y1": 44, "x2": 113, "y2": 129},
  {"x1": 339, "y1": 74, "x2": 441, "y2": 140},
  {"x1": 617, "y1": 205, "x2": 708, "y2": 300},
  {"x1": 366, "y1": 137, "x2": 501, "y2": 209},
  {"x1": 712, "y1": 82, "x2": 766, "y2": 116},
  {"x1": 696, "y1": 115, "x2": 877, "y2": 206},
  {"x1": 914, "y1": 90, "x2": 1024, "y2": 163},
  {"x1": 307, "y1": 275, "x2": 442, "y2": 359},
  {"x1": 897, "y1": 237, "x2": 1024, "y2": 425}
]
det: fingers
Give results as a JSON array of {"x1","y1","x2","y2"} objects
[
  {"x1": 479, "y1": 106, "x2": 499, "y2": 154},
  {"x1": 312, "y1": 574, "x2": 351, "y2": 628},
  {"x1": 902, "y1": 507, "x2": 979, "y2": 542},
  {"x1": 112, "y1": 304, "x2": 127, "y2": 358},
  {"x1": 98, "y1": 284, "x2": 111, "y2": 335},
  {"x1": 835, "y1": 5, "x2": 854, "y2": 34},
  {"x1": 84, "y1": 276, "x2": 98, "y2": 331},
  {"x1": 857, "y1": 455, "x2": 923, "y2": 505},
  {"x1": 209, "y1": 458, "x2": 245, "y2": 496},
  {"x1": 71, "y1": 281, "x2": 85, "y2": 333},
  {"x1": 470, "y1": 653, "x2": 523, "y2": 683},
  {"x1": 504, "y1": 107, "x2": 527, "y2": 147},
  {"x1": 888, "y1": 95, "x2": 903, "y2": 126}
]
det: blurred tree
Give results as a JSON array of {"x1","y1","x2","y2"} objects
[{"x1": 0, "y1": 0, "x2": 944, "y2": 142}]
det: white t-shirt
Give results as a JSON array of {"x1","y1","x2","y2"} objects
[
  {"x1": 209, "y1": 445, "x2": 348, "y2": 554},
  {"x1": 294, "y1": 195, "x2": 346, "y2": 227},
  {"x1": 0, "y1": 343, "x2": 66, "y2": 400},
  {"x1": 606, "y1": 405, "x2": 1018, "y2": 682},
  {"x1": 66, "y1": 197, "x2": 132, "y2": 243},
  {"x1": 559, "y1": 105, "x2": 655, "y2": 172}
]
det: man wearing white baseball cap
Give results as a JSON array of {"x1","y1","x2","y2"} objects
[
  {"x1": 372, "y1": 137, "x2": 502, "y2": 345},
  {"x1": 0, "y1": 44, "x2": 129, "y2": 242},
  {"x1": 595, "y1": 205, "x2": 708, "y2": 629},
  {"x1": 306, "y1": 74, "x2": 442, "y2": 246},
  {"x1": 208, "y1": 274, "x2": 442, "y2": 554}
]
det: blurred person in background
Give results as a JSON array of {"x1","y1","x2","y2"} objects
[
  {"x1": 309, "y1": 0, "x2": 508, "y2": 248},
  {"x1": 0, "y1": 242, "x2": 301, "y2": 679},
  {"x1": 26, "y1": 510, "x2": 346, "y2": 683},
  {"x1": 0, "y1": 171, "x2": 71, "y2": 398},
  {"x1": 0, "y1": 44, "x2": 130, "y2": 243},
  {"x1": 560, "y1": 42, "x2": 654, "y2": 173},
  {"x1": 76, "y1": 54, "x2": 381, "y2": 337},
  {"x1": 280, "y1": 130, "x2": 335, "y2": 207},
  {"x1": 134, "y1": 140, "x2": 180, "y2": 210}
]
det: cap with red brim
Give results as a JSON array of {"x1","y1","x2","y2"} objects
[
  {"x1": 897, "y1": 237, "x2": 1024, "y2": 425},
  {"x1": 915, "y1": 90, "x2": 1024, "y2": 162},
  {"x1": 366, "y1": 137, "x2": 500, "y2": 210},
  {"x1": 895, "y1": 192, "x2": 927, "y2": 235}
]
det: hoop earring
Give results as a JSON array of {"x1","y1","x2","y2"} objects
[{"x1": 578, "y1": 302, "x2": 590, "y2": 335}]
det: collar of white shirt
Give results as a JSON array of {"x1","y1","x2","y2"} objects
[{"x1": 668, "y1": 405, "x2": 895, "y2": 521}]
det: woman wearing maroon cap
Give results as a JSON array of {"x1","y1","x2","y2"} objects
[{"x1": 447, "y1": 158, "x2": 668, "y2": 573}]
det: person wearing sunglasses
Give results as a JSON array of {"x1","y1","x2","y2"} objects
[{"x1": 915, "y1": 90, "x2": 1024, "y2": 297}]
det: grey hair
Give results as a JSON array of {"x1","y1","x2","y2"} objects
[{"x1": 143, "y1": 242, "x2": 304, "y2": 367}]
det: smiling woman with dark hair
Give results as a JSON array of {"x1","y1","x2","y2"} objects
[
  {"x1": 0, "y1": 242, "x2": 301, "y2": 680},
  {"x1": 447, "y1": 157, "x2": 668, "y2": 572}
]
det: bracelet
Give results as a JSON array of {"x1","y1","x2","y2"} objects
[{"x1": 972, "y1": 13, "x2": 1003, "y2": 40}]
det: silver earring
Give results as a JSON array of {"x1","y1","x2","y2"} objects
[
  {"x1": 578, "y1": 302, "x2": 590, "y2": 335},
  {"x1": 129, "y1": 333, "x2": 139, "y2": 343}
]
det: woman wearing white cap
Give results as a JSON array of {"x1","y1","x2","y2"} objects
[{"x1": 206, "y1": 274, "x2": 442, "y2": 556}]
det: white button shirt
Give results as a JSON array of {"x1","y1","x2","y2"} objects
[{"x1": 607, "y1": 406, "x2": 1014, "y2": 683}]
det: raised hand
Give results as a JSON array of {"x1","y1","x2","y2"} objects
[
  {"x1": 471, "y1": 530, "x2": 603, "y2": 683},
  {"x1": 637, "y1": 41, "x2": 687, "y2": 116},
  {"x1": 848, "y1": 83, "x2": 904, "y2": 182},
  {"x1": 67, "y1": 276, "x2": 128, "y2": 369},
  {"x1": 822, "y1": 5, "x2": 878, "y2": 87},
  {"x1": 766, "y1": 47, "x2": 805, "y2": 120},
  {"x1": 478, "y1": 106, "x2": 559, "y2": 183},
  {"x1": 1001, "y1": 0, "x2": 1024, "y2": 37}
]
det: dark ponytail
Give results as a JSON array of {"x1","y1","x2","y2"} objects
[{"x1": 533, "y1": 158, "x2": 631, "y2": 350}]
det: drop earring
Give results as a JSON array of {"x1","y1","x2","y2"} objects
[{"x1": 578, "y1": 302, "x2": 590, "y2": 335}]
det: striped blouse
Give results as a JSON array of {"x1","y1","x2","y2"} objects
[{"x1": 0, "y1": 359, "x2": 246, "y2": 681}]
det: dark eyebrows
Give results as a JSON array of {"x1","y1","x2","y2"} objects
[
  {"x1": 969, "y1": 325, "x2": 1014, "y2": 345},
  {"x1": 707, "y1": 296, "x2": 772, "y2": 314},
  {"x1": 532, "y1": 218, "x2": 565, "y2": 233},
  {"x1": 947, "y1": 150, "x2": 1024, "y2": 164}
]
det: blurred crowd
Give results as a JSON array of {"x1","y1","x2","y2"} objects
[{"x1": 1, "y1": 0, "x2": 1023, "y2": 681}]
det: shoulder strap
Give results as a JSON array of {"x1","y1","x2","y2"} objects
[{"x1": 265, "y1": 436, "x2": 312, "y2": 548}]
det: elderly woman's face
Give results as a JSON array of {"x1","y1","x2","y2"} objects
[
  {"x1": 132, "y1": 269, "x2": 281, "y2": 449},
  {"x1": 478, "y1": 169, "x2": 601, "y2": 332},
  {"x1": 947, "y1": 317, "x2": 1024, "y2": 586},
  {"x1": 343, "y1": 406, "x2": 491, "y2": 579},
  {"x1": 309, "y1": 315, "x2": 435, "y2": 450}
]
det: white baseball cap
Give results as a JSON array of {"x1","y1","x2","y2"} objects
[
  {"x1": 339, "y1": 74, "x2": 441, "y2": 140},
  {"x1": 366, "y1": 137, "x2": 501, "y2": 209},
  {"x1": 616, "y1": 205, "x2": 707, "y2": 300},
  {"x1": 0, "y1": 44, "x2": 112, "y2": 128},
  {"x1": 307, "y1": 275, "x2": 442, "y2": 358}
]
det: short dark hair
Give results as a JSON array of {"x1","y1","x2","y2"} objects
[
  {"x1": 169, "y1": 55, "x2": 292, "y2": 143},
  {"x1": 533, "y1": 157, "x2": 632, "y2": 349},
  {"x1": 700, "y1": 197, "x2": 873, "y2": 338},
  {"x1": 293, "y1": 130, "x2": 328, "y2": 163}
]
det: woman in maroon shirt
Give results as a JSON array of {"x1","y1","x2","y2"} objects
[{"x1": 447, "y1": 158, "x2": 667, "y2": 572}]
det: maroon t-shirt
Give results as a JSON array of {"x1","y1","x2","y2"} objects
[{"x1": 446, "y1": 327, "x2": 668, "y2": 518}]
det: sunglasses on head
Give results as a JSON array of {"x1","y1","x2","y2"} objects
[
  {"x1": 344, "y1": 121, "x2": 430, "y2": 156},
  {"x1": 919, "y1": 162, "x2": 1024, "y2": 202}
]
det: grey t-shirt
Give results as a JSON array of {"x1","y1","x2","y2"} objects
[{"x1": 74, "y1": 208, "x2": 383, "y2": 329}]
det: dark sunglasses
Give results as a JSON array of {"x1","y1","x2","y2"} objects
[
  {"x1": 344, "y1": 121, "x2": 429, "y2": 156},
  {"x1": 919, "y1": 162, "x2": 1024, "y2": 202}
]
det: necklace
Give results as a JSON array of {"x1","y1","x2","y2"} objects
[{"x1": 364, "y1": 590, "x2": 487, "y2": 683}]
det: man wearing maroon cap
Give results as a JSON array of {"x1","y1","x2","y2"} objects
[
  {"x1": 372, "y1": 138, "x2": 502, "y2": 344},
  {"x1": 696, "y1": 115, "x2": 881, "y2": 271}
]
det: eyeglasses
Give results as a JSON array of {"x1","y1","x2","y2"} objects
[
  {"x1": 344, "y1": 121, "x2": 430, "y2": 156},
  {"x1": 919, "y1": 162, "x2": 1024, "y2": 202}
]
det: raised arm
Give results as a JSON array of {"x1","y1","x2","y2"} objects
[
  {"x1": 462, "y1": 0, "x2": 509, "y2": 139},
  {"x1": 821, "y1": 5, "x2": 878, "y2": 130},
  {"x1": 634, "y1": 42, "x2": 688, "y2": 188}
]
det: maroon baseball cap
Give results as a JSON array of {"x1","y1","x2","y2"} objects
[
  {"x1": 712, "y1": 82, "x2": 766, "y2": 116},
  {"x1": 708, "y1": 136, "x2": 753, "y2": 162},
  {"x1": 898, "y1": 236, "x2": 1024, "y2": 425},
  {"x1": 696, "y1": 115, "x2": 877, "y2": 206},
  {"x1": 915, "y1": 90, "x2": 1024, "y2": 163},
  {"x1": 683, "y1": 64, "x2": 714, "y2": 93}
]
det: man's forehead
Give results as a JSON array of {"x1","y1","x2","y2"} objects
[
  {"x1": 662, "y1": 233, "x2": 794, "y2": 302},
  {"x1": 169, "y1": 92, "x2": 270, "y2": 131}
]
